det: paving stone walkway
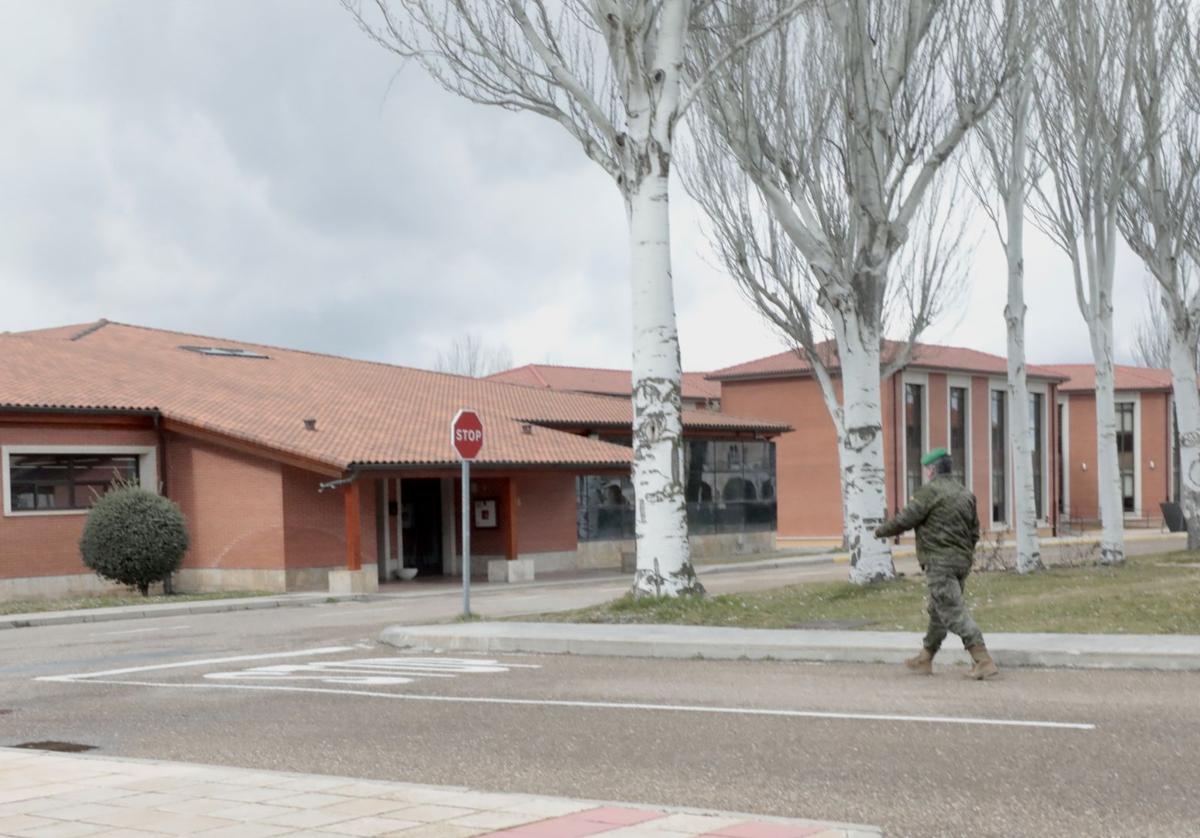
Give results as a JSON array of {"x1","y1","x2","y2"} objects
[{"x1": 0, "y1": 748, "x2": 880, "y2": 837}]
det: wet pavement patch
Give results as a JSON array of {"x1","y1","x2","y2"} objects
[{"x1": 13, "y1": 741, "x2": 96, "y2": 753}]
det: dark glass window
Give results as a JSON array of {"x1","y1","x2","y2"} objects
[
  {"x1": 949, "y1": 387, "x2": 968, "y2": 485},
  {"x1": 905, "y1": 383, "x2": 925, "y2": 500},
  {"x1": 9, "y1": 453, "x2": 139, "y2": 512},
  {"x1": 575, "y1": 475, "x2": 635, "y2": 541},
  {"x1": 1030, "y1": 393, "x2": 1045, "y2": 519},
  {"x1": 577, "y1": 439, "x2": 777, "y2": 541},
  {"x1": 991, "y1": 391, "x2": 1007, "y2": 524},
  {"x1": 1058, "y1": 402, "x2": 1067, "y2": 515},
  {"x1": 1117, "y1": 402, "x2": 1136, "y2": 513}
]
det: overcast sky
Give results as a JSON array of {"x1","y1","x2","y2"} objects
[{"x1": 0, "y1": 1, "x2": 1156, "y2": 374}]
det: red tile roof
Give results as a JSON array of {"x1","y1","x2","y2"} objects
[
  {"x1": 708, "y1": 341, "x2": 1068, "y2": 382},
  {"x1": 1043, "y1": 364, "x2": 1175, "y2": 393},
  {"x1": 2, "y1": 322, "x2": 786, "y2": 472},
  {"x1": 489, "y1": 364, "x2": 721, "y2": 401}
]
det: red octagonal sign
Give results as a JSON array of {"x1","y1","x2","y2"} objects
[{"x1": 451, "y1": 409, "x2": 484, "y2": 461}]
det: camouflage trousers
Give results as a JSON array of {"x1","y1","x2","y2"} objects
[{"x1": 922, "y1": 563, "x2": 984, "y2": 651}]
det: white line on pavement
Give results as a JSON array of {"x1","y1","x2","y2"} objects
[
  {"x1": 37, "y1": 646, "x2": 355, "y2": 682},
  {"x1": 100, "y1": 625, "x2": 192, "y2": 637},
  {"x1": 61, "y1": 677, "x2": 1097, "y2": 731}
]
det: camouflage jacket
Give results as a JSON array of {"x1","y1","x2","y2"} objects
[{"x1": 876, "y1": 475, "x2": 980, "y2": 568}]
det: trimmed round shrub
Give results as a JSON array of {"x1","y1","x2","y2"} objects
[{"x1": 80, "y1": 486, "x2": 190, "y2": 596}]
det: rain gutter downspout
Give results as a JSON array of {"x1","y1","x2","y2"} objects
[{"x1": 318, "y1": 470, "x2": 358, "y2": 493}]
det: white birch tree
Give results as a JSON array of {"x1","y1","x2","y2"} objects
[
  {"x1": 1117, "y1": 0, "x2": 1200, "y2": 549},
  {"x1": 1031, "y1": 0, "x2": 1139, "y2": 565},
  {"x1": 686, "y1": 0, "x2": 1022, "y2": 583},
  {"x1": 684, "y1": 143, "x2": 970, "y2": 549},
  {"x1": 341, "y1": 1, "x2": 803, "y2": 596},
  {"x1": 962, "y1": 0, "x2": 1043, "y2": 573}
]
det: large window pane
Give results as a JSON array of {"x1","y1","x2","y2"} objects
[
  {"x1": 579, "y1": 439, "x2": 777, "y2": 541},
  {"x1": 1058, "y1": 402, "x2": 1067, "y2": 515},
  {"x1": 950, "y1": 387, "x2": 968, "y2": 485},
  {"x1": 1030, "y1": 393, "x2": 1045, "y2": 519},
  {"x1": 685, "y1": 441, "x2": 713, "y2": 502},
  {"x1": 1117, "y1": 402, "x2": 1136, "y2": 513},
  {"x1": 905, "y1": 383, "x2": 924, "y2": 499},
  {"x1": 991, "y1": 391, "x2": 1007, "y2": 524},
  {"x1": 7, "y1": 453, "x2": 141, "y2": 512}
]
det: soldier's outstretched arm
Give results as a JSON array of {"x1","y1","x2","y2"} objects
[{"x1": 874, "y1": 485, "x2": 934, "y2": 539}]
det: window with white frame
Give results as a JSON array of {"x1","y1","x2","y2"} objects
[
  {"x1": 1116, "y1": 402, "x2": 1136, "y2": 513},
  {"x1": 991, "y1": 391, "x2": 1007, "y2": 524},
  {"x1": 905, "y1": 382, "x2": 925, "y2": 499},
  {"x1": 3, "y1": 446, "x2": 156, "y2": 515}
]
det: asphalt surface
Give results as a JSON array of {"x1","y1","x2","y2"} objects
[{"x1": 2, "y1": 567, "x2": 1197, "y2": 838}]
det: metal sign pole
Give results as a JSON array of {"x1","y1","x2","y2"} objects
[{"x1": 461, "y1": 458, "x2": 471, "y2": 617}]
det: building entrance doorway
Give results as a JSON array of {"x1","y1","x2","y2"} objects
[{"x1": 401, "y1": 478, "x2": 443, "y2": 576}]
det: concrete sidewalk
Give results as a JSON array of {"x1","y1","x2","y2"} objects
[
  {"x1": 0, "y1": 593, "x2": 367, "y2": 630},
  {"x1": 0, "y1": 747, "x2": 880, "y2": 837},
  {"x1": 381, "y1": 621, "x2": 1200, "y2": 671},
  {"x1": 0, "y1": 554, "x2": 842, "y2": 632}
]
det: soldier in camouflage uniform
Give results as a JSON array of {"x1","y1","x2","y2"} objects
[{"x1": 874, "y1": 447, "x2": 999, "y2": 680}]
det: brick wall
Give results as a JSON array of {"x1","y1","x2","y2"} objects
[
  {"x1": 448, "y1": 472, "x2": 577, "y2": 558},
  {"x1": 167, "y1": 433, "x2": 285, "y2": 570},
  {"x1": 719, "y1": 377, "x2": 842, "y2": 538},
  {"x1": 516, "y1": 472, "x2": 578, "y2": 554},
  {"x1": 1141, "y1": 392, "x2": 1171, "y2": 517},
  {"x1": 0, "y1": 421, "x2": 157, "y2": 579},
  {"x1": 280, "y1": 466, "x2": 376, "y2": 570},
  {"x1": 1063, "y1": 391, "x2": 1172, "y2": 521}
]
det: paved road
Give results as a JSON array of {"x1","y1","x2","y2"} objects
[{"x1": 2, "y1": 568, "x2": 1196, "y2": 838}]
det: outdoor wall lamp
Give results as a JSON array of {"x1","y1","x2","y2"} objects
[
  {"x1": 1150, "y1": 460, "x2": 1157, "y2": 470},
  {"x1": 1082, "y1": 462, "x2": 1088, "y2": 471}
]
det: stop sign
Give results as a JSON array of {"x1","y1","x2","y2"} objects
[{"x1": 451, "y1": 409, "x2": 484, "y2": 460}]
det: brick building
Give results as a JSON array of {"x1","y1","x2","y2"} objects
[
  {"x1": 1049, "y1": 364, "x2": 1178, "y2": 526},
  {"x1": 707, "y1": 343, "x2": 1073, "y2": 540},
  {"x1": 0, "y1": 322, "x2": 785, "y2": 602}
]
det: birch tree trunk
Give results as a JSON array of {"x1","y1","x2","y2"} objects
[
  {"x1": 628, "y1": 168, "x2": 700, "y2": 596},
  {"x1": 1004, "y1": 188, "x2": 1043, "y2": 573},
  {"x1": 1091, "y1": 321, "x2": 1126, "y2": 565},
  {"x1": 625, "y1": 1, "x2": 701, "y2": 597},
  {"x1": 834, "y1": 317, "x2": 894, "y2": 582},
  {"x1": 1166, "y1": 316, "x2": 1200, "y2": 550},
  {"x1": 1032, "y1": 0, "x2": 1134, "y2": 566}
]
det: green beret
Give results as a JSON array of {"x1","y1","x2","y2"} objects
[{"x1": 921, "y1": 447, "x2": 950, "y2": 466}]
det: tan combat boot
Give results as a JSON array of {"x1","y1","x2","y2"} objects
[
  {"x1": 966, "y1": 645, "x2": 999, "y2": 680},
  {"x1": 904, "y1": 647, "x2": 936, "y2": 675}
]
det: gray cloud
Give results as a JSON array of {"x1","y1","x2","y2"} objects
[{"x1": 0, "y1": 0, "x2": 1160, "y2": 376}]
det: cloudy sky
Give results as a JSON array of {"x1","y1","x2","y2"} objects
[{"x1": 0, "y1": 1, "x2": 1156, "y2": 375}]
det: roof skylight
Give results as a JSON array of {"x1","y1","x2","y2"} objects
[{"x1": 179, "y1": 345, "x2": 270, "y2": 359}]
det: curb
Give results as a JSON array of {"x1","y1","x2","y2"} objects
[
  {"x1": 0, "y1": 593, "x2": 366, "y2": 630},
  {"x1": 380, "y1": 622, "x2": 1200, "y2": 671},
  {"x1": 0, "y1": 554, "x2": 842, "y2": 632}
]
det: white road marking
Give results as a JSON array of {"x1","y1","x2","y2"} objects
[
  {"x1": 203, "y1": 657, "x2": 540, "y2": 687},
  {"x1": 100, "y1": 625, "x2": 191, "y2": 637},
  {"x1": 38, "y1": 646, "x2": 355, "y2": 682},
  {"x1": 53, "y1": 677, "x2": 1096, "y2": 731}
]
